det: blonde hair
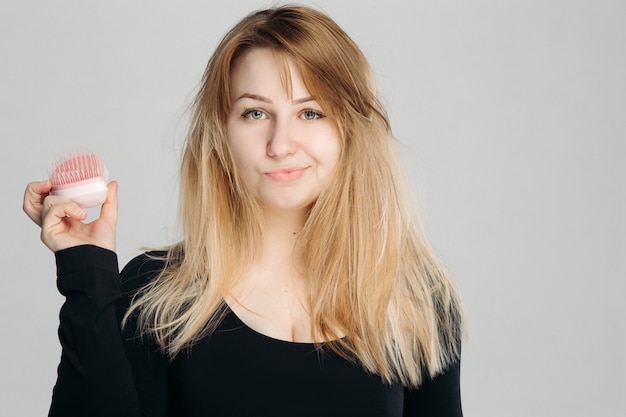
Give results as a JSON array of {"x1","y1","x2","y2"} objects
[{"x1": 125, "y1": 5, "x2": 464, "y2": 387}]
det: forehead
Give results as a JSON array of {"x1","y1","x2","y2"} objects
[{"x1": 230, "y1": 48, "x2": 309, "y2": 100}]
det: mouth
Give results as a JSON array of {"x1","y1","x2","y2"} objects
[{"x1": 264, "y1": 167, "x2": 308, "y2": 182}]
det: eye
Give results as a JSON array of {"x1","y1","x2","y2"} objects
[
  {"x1": 300, "y1": 109, "x2": 324, "y2": 121},
  {"x1": 242, "y1": 109, "x2": 267, "y2": 120}
]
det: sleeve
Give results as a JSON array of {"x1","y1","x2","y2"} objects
[
  {"x1": 402, "y1": 360, "x2": 463, "y2": 417},
  {"x1": 49, "y1": 245, "x2": 169, "y2": 417}
]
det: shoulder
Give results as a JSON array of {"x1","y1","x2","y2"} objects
[
  {"x1": 119, "y1": 251, "x2": 168, "y2": 295},
  {"x1": 404, "y1": 359, "x2": 463, "y2": 415}
]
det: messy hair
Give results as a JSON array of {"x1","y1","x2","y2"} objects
[{"x1": 125, "y1": 5, "x2": 464, "y2": 387}]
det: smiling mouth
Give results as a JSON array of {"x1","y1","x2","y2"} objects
[{"x1": 265, "y1": 167, "x2": 307, "y2": 182}]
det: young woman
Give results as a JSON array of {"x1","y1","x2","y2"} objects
[{"x1": 23, "y1": 5, "x2": 465, "y2": 416}]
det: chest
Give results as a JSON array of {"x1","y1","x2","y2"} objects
[
  {"x1": 166, "y1": 311, "x2": 405, "y2": 417},
  {"x1": 227, "y1": 262, "x2": 316, "y2": 343}
]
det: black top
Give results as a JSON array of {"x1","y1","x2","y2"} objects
[{"x1": 49, "y1": 245, "x2": 462, "y2": 416}]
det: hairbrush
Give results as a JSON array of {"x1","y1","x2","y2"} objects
[{"x1": 49, "y1": 152, "x2": 109, "y2": 208}]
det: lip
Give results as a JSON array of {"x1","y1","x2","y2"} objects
[{"x1": 264, "y1": 167, "x2": 308, "y2": 182}]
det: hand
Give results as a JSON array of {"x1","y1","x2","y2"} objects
[{"x1": 23, "y1": 180, "x2": 118, "y2": 252}]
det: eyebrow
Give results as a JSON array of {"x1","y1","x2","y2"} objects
[{"x1": 235, "y1": 93, "x2": 316, "y2": 105}]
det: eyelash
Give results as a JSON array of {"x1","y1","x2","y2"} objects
[
  {"x1": 300, "y1": 109, "x2": 325, "y2": 121},
  {"x1": 241, "y1": 108, "x2": 325, "y2": 121},
  {"x1": 241, "y1": 108, "x2": 266, "y2": 120}
]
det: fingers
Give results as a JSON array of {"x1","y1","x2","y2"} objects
[
  {"x1": 23, "y1": 180, "x2": 52, "y2": 226},
  {"x1": 41, "y1": 195, "x2": 87, "y2": 222},
  {"x1": 39, "y1": 196, "x2": 88, "y2": 252}
]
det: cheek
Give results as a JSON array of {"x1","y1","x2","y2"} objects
[
  {"x1": 316, "y1": 131, "x2": 341, "y2": 170},
  {"x1": 226, "y1": 124, "x2": 253, "y2": 169},
  {"x1": 229, "y1": 139, "x2": 248, "y2": 168}
]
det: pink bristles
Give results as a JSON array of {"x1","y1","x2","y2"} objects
[{"x1": 49, "y1": 152, "x2": 105, "y2": 189}]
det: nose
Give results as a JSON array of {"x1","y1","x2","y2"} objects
[{"x1": 267, "y1": 117, "x2": 297, "y2": 158}]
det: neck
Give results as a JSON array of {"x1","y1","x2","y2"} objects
[{"x1": 258, "y1": 206, "x2": 308, "y2": 271}]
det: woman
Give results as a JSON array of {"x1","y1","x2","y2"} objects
[{"x1": 23, "y1": 5, "x2": 464, "y2": 416}]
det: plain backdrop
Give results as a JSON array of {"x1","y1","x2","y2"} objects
[{"x1": 1, "y1": 0, "x2": 624, "y2": 416}]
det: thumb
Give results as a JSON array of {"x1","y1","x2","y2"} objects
[{"x1": 99, "y1": 181, "x2": 118, "y2": 225}]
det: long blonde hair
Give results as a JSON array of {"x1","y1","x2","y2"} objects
[{"x1": 125, "y1": 5, "x2": 464, "y2": 387}]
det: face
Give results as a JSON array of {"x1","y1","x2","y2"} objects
[{"x1": 226, "y1": 48, "x2": 341, "y2": 214}]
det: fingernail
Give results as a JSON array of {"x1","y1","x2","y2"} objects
[{"x1": 73, "y1": 207, "x2": 86, "y2": 217}]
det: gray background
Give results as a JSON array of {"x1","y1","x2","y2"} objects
[{"x1": 1, "y1": 0, "x2": 624, "y2": 415}]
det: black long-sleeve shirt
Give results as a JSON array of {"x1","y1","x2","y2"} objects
[{"x1": 50, "y1": 244, "x2": 463, "y2": 416}]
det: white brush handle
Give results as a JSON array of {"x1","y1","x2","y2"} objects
[{"x1": 51, "y1": 180, "x2": 108, "y2": 208}]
